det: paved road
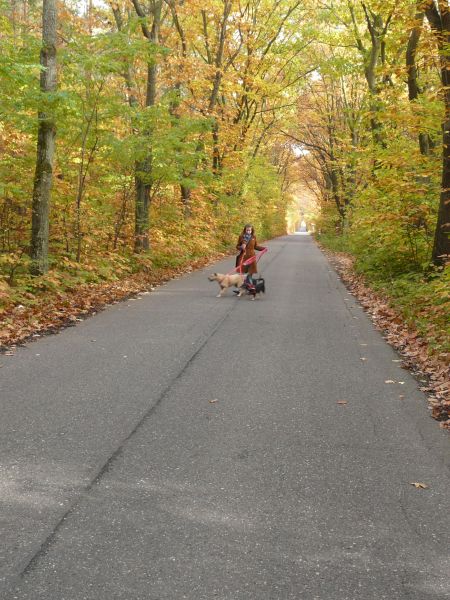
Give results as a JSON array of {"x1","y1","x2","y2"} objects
[{"x1": 1, "y1": 235, "x2": 449, "y2": 600}]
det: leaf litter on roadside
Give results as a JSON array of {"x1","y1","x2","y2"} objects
[
  {"x1": 0, "y1": 254, "x2": 223, "y2": 353},
  {"x1": 319, "y1": 245, "x2": 449, "y2": 429}
]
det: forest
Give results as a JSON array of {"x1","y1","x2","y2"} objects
[{"x1": 0, "y1": 0, "x2": 449, "y2": 360}]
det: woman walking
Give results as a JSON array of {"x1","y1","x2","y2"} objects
[{"x1": 235, "y1": 224, "x2": 265, "y2": 290}]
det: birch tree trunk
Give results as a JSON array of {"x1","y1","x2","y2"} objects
[{"x1": 30, "y1": 0, "x2": 57, "y2": 275}]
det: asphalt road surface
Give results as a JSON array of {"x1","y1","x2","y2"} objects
[{"x1": 1, "y1": 234, "x2": 449, "y2": 600}]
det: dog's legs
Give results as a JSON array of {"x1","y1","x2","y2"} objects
[{"x1": 217, "y1": 286, "x2": 227, "y2": 297}]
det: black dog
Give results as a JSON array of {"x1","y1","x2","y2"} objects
[{"x1": 244, "y1": 277, "x2": 265, "y2": 298}]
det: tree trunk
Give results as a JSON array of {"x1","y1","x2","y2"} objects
[
  {"x1": 30, "y1": 0, "x2": 57, "y2": 275},
  {"x1": 424, "y1": 0, "x2": 450, "y2": 264},
  {"x1": 134, "y1": 54, "x2": 157, "y2": 252},
  {"x1": 131, "y1": 0, "x2": 162, "y2": 252},
  {"x1": 365, "y1": 24, "x2": 384, "y2": 147},
  {"x1": 349, "y1": 4, "x2": 390, "y2": 148},
  {"x1": 433, "y1": 124, "x2": 450, "y2": 263},
  {"x1": 212, "y1": 120, "x2": 221, "y2": 174},
  {"x1": 406, "y1": 10, "x2": 432, "y2": 156},
  {"x1": 180, "y1": 184, "x2": 191, "y2": 216},
  {"x1": 110, "y1": 3, "x2": 146, "y2": 247},
  {"x1": 134, "y1": 157, "x2": 151, "y2": 252}
]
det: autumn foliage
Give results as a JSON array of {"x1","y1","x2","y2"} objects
[{"x1": 1, "y1": 0, "x2": 305, "y2": 311}]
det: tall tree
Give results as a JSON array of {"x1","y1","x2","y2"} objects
[
  {"x1": 423, "y1": 0, "x2": 450, "y2": 265},
  {"x1": 346, "y1": 1, "x2": 393, "y2": 147},
  {"x1": 175, "y1": 0, "x2": 233, "y2": 213},
  {"x1": 30, "y1": 0, "x2": 57, "y2": 275},
  {"x1": 131, "y1": 0, "x2": 163, "y2": 251},
  {"x1": 405, "y1": 8, "x2": 433, "y2": 155}
]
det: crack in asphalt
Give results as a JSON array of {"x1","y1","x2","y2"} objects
[
  {"x1": 3, "y1": 308, "x2": 238, "y2": 596},
  {"x1": 4, "y1": 238, "x2": 288, "y2": 595}
]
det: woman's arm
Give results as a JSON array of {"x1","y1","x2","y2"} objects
[{"x1": 254, "y1": 239, "x2": 266, "y2": 252}]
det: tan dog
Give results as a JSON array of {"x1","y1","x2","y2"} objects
[{"x1": 208, "y1": 272, "x2": 244, "y2": 297}]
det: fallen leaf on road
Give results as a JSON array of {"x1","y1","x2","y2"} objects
[
  {"x1": 410, "y1": 482, "x2": 428, "y2": 489},
  {"x1": 360, "y1": 357, "x2": 367, "y2": 361},
  {"x1": 385, "y1": 380, "x2": 396, "y2": 384},
  {"x1": 209, "y1": 399, "x2": 219, "y2": 404},
  {"x1": 399, "y1": 395, "x2": 405, "y2": 399},
  {"x1": 337, "y1": 400, "x2": 348, "y2": 405}
]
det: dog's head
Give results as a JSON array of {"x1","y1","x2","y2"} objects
[{"x1": 208, "y1": 273, "x2": 220, "y2": 282}]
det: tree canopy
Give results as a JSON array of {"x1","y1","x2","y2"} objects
[{"x1": 0, "y1": 0, "x2": 449, "y2": 343}]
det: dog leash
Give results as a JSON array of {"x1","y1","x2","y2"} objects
[{"x1": 226, "y1": 247, "x2": 268, "y2": 276}]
